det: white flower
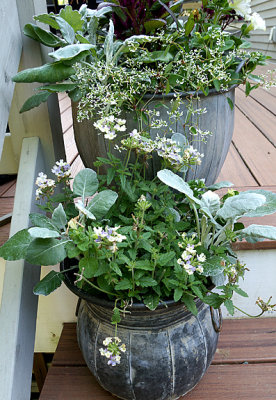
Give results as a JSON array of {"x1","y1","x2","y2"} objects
[
  {"x1": 104, "y1": 131, "x2": 117, "y2": 140},
  {"x1": 197, "y1": 253, "x2": 206, "y2": 262},
  {"x1": 196, "y1": 265, "x2": 204, "y2": 274},
  {"x1": 228, "y1": 0, "x2": 251, "y2": 19},
  {"x1": 103, "y1": 337, "x2": 113, "y2": 346},
  {"x1": 249, "y1": 12, "x2": 266, "y2": 30}
]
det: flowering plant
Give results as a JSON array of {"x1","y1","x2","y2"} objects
[
  {"x1": 1, "y1": 137, "x2": 276, "y2": 319},
  {"x1": 13, "y1": 0, "x2": 275, "y2": 119}
]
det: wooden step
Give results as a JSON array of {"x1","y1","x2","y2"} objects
[{"x1": 39, "y1": 318, "x2": 276, "y2": 399}]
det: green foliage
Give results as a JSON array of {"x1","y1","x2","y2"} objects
[
  {"x1": 0, "y1": 229, "x2": 32, "y2": 261},
  {"x1": 73, "y1": 168, "x2": 99, "y2": 200},
  {"x1": 33, "y1": 271, "x2": 64, "y2": 295}
]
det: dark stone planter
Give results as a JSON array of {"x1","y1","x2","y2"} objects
[
  {"x1": 72, "y1": 87, "x2": 235, "y2": 186},
  {"x1": 61, "y1": 261, "x2": 221, "y2": 400}
]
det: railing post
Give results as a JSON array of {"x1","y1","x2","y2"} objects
[{"x1": 0, "y1": 137, "x2": 45, "y2": 400}]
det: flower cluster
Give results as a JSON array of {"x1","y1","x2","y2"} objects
[
  {"x1": 177, "y1": 234, "x2": 206, "y2": 275},
  {"x1": 35, "y1": 172, "x2": 55, "y2": 200},
  {"x1": 99, "y1": 337, "x2": 126, "y2": 366},
  {"x1": 94, "y1": 116, "x2": 126, "y2": 140},
  {"x1": 51, "y1": 159, "x2": 71, "y2": 181},
  {"x1": 156, "y1": 137, "x2": 203, "y2": 169},
  {"x1": 256, "y1": 296, "x2": 276, "y2": 313},
  {"x1": 93, "y1": 226, "x2": 127, "y2": 253}
]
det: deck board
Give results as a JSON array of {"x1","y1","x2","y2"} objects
[{"x1": 39, "y1": 319, "x2": 276, "y2": 400}]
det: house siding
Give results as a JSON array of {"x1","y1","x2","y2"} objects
[{"x1": 250, "y1": 0, "x2": 276, "y2": 62}]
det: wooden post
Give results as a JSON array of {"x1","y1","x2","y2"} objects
[{"x1": 0, "y1": 137, "x2": 44, "y2": 400}]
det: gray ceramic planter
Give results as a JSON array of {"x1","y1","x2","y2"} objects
[
  {"x1": 76, "y1": 298, "x2": 221, "y2": 400},
  {"x1": 72, "y1": 87, "x2": 235, "y2": 186}
]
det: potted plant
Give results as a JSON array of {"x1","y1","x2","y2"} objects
[
  {"x1": 12, "y1": 1, "x2": 275, "y2": 185},
  {"x1": 0, "y1": 133, "x2": 275, "y2": 399}
]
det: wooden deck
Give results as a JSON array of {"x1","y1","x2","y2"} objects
[{"x1": 39, "y1": 319, "x2": 276, "y2": 399}]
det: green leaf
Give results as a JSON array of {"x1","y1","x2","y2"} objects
[
  {"x1": 30, "y1": 213, "x2": 60, "y2": 231},
  {"x1": 110, "y1": 261, "x2": 122, "y2": 276},
  {"x1": 26, "y1": 238, "x2": 68, "y2": 265},
  {"x1": 55, "y1": 16, "x2": 75, "y2": 44},
  {"x1": 242, "y1": 225, "x2": 276, "y2": 241},
  {"x1": 23, "y1": 24, "x2": 65, "y2": 47},
  {"x1": 185, "y1": 12, "x2": 195, "y2": 36},
  {"x1": 68, "y1": 87, "x2": 82, "y2": 102},
  {"x1": 65, "y1": 241, "x2": 80, "y2": 258},
  {"x1": 73, "y1": 168, "x2": 98, "y2": 199},
  {"x1": 107, "y1": 168, "x2": 115, "y2": 185},
  {"x1": 142, "y1": 50, "x2": 173, "y2": 63},
  {"x1": 216, "y1": 193, "x2": 266, "y2": 221},
  {"x1": 79, "y1": 256, "x2": 98, "y2": 278},
  {"x1": 28, "y1": 227, "x2": 60, "y2": 238},
  {"x1": 33, "y1": 270, "x2": 63, "y2": 295},
  {"x1": 144, "y1": 19, "x2": 166, "y2": 34},
  {"x1": 171, "y1": 133, "x2": 188, "y2": 147},
  {"x1": 244, "y1": 190, "x2": 276, "y2": 218},
  {"x1": 182, "y1": 294, "x2": 198, "y2": 315},
  {"x1": 138, "y1": 277, "x2": 157, "y2": 287},
  {"x1": 158, "y1": 251, "x2": 175, "y2": 267},
  {"x1": 143, "y1": 294, "x2": 160, "y2": 310},
  {"x1": 222, "y1": 40, "x2": 234, "y2": 51},
  {"x1": 12, "y1": 63, "x2": 75, "y2": 83},
  {"x1": 33, "y1": 14, "x2": 60, "y2": 30},
  {"x1": 208, "y1": 181, "x2": 233, "y2": 190},
  {"x1": 213, "y1": 79, "x2": 220, "y2": 91},
  {"x1": 37, "y1": 83, "x2": 77, "y2": 93},
  {"x1": 115, "y1": 278, "x2": 132, "y2": 290},
  {"x1": 49, "y1": 44, "x2": 95, "y2": 61},
  {"x1": 59, "y1": 5, "x2": 84, "y2": 32},
  {"x1": 20, "y1": 91, "x2": 51, "y2": 113},
  {"x1": 232, "y1": 286, "x2": 248, "y2": 297},
  {"x1": 76, "y1": 33, "x2": 90, "y2": 44},
  {"x1": 52, "y1": 204, "x2": 67, "y2": 230},
  {"x1": 134, "y1": 260, "x2": 153, "y2": 271},
  {"x1": 111, "y1": 307, "x2": 121, "y2": 324},
  {"x1": 203, "y1": 293, "x2": 224, "y2": 308},
  {"x1": 0, "y1": 229, "x2": 32, "y2": 261},
  {"x1": 174, "y1": 287, "x2": 183, "y2": 302},
  {"x1": 201, "y1": 190, "x2": 220, "y2": 216},
  {"x1": 87, "y1": 190, "x2": 118, "y2": 220},
  {"x1": 227, "y1": 97, "x2": 234, "y2": 110},
  {"x1": 88, "y1": 15, "x2": 99, "y2": 45},
  {"x1": 157, "y1": 169, "x2": 200, "y2": 205},
  {"x1": 138, "y1": 239, "x2": 152, "y2": 252},
  {"x1": 224, "y1": 299, "x2": 234, "y2": 316}
]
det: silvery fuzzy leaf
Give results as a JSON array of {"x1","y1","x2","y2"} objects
[
  {"x1": 88, "y1": 15, "x2": 99, "y2": 45},
  {"x1": 216, "y1": 193, "x2": 266, "y2": 221},
  {"x1": 55, "y1": 16, "x2": 75, "y2": 44},
  {"x1": 104, "y1": 20, "x2": 114, "y2": 65},
  {"x1": 208, "y1": 181, "x2": 234, "y2": 190},
  {"x1": 201, "y1": 190, "x2": 220, "y2": 216},
  {"x1": 87, "y1": 190, "x2": 118, "y2": 220},
  {"x1": 166, "y1": 207, "x2": 181, "y2": 222},
  {"x1": 75, "y1": 200, "x2": 96, "y2": 220},
  {"x1": 211, "y1": 272, "x2": 226, "y2": 286},
  {"x1": 73, "y1": 168, "x2": 99, "y2": 200},
  {"x1": 28, "y1": 227, "x2": 60, "y2": 239},
  {"x1": 171, "y1": 133, "x2": 189, "y2": 148},
  {"x1": 49, "y1": 44, "x2": 95, "y2": 61},
  {"x1": 157, "y1": 169, "x2": 201, "y2": 205},
  {"x1": 52, "y1": 203, "x2": 67, "y2": 230},
  {"x1": 242, "y1": 224, "x2": 276, "y2": 241},
  {"x1": 243, "y1": 190, "x2": 276, "y2": 218},
  {"x1": 26, "y1": 238, "x2": 69, "y2": 266}
]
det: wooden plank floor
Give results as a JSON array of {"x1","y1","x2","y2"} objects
[{"x1": 39, "y1": 319, "x2": 276, "y2": 399}]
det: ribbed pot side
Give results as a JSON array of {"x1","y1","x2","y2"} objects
[
  {"x1": 72, "y1": 88, "x2": 235, "y2": 186},
  {"x1": 77, "y1": 299, "x2": 220, "y2": 400}
]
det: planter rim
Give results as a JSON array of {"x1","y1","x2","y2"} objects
[{"x1": 60, "y1": 259, "x2": 206, "y2": 311}]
